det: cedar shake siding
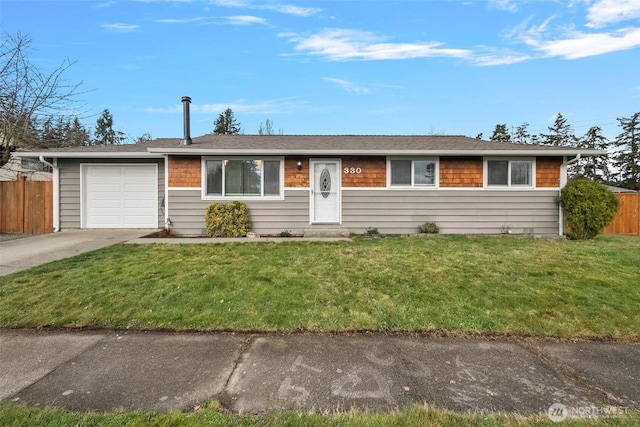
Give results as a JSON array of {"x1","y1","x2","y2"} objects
[
  {"x1": 536, "y1": 157, "x2": 562, "y2": 188},
  {"x1": 168, "y1": 156, "x2": 200, "y2": 187},
  {"x1": 439, "y1": 157, "x2": 483, "y2": 188},
  {"x1": 285, "y1": 157, "x2": 309, "y2": 188},
  {"x1": 341, "y1": 156, "x2": 386, "y2": 187},
  {"x1": 58, "y1": 158, "x2": 165, "y2": 229}
]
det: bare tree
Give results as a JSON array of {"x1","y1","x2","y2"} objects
[
  {"x1": 258, "y1": 118, "x2": 283, "y2": 135},
  {"x1": 0, "y1": 32, "x2": 86, "y2": 166}
]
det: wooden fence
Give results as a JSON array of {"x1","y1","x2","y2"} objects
[
  {"x1": 0, "y1": 179, "x2": 53, "y2": 234},
  {"x1": 603, "y1": 193, "x2": 640, "y2": 237}
]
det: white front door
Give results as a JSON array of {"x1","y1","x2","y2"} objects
[{"x1": 310, "y1": 159, "x2": 341, "y2": 224}]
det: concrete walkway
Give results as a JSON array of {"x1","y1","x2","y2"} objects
[
  {"x1": 0, "y1": 229, "x2": 155, "y2": 276},
  {"x1": 1, "y1": 329, "x2": 637, "y2": 419}
]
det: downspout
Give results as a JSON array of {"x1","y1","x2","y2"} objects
[
  {"x1": 39, "y1": 156, "x2": 60, "y2": 232},
  {"x1": 164, "y1": 154, "x2": 170, "y2": 230},
  {"x1": 558, "y1": 154, "x2": 581, "y2": 236}
]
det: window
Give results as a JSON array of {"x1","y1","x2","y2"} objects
[
  {"x1": 486, "y1": 158, "x2": 534, "y2": 187},
  {"x1": 389, "y1": 159, "x2": 437, "y2": 187},
  {"x1": 203, "y1": 158, "x2": 282, "y2": 198}
]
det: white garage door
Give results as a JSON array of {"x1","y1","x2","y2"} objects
[{"x1": 82, "y1": 164, "x2": 158, "y2": 228}]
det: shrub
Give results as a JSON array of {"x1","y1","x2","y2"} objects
[
  {"x1": 365, "y1": 227, "x2": 380, "y2": 236},
  {"x1": 559, "y1": 179, "x2": 619, "y2": 240},
  {"x1": 205, "y1": 201, "x2": 251, "y2": 237},
  {"x1": 419, "y1": 221, "x2": 439, "y2": 234}
]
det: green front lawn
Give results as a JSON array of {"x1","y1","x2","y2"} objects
[
  {"x1": 1, "y1": 401, "x2": 638, "y2": 427},
  {"x1": 0, "y1": 235, "x2": 638, "y2": 339}
]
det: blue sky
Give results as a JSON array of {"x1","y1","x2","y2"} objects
[{"x1": 2, "y1": 0, "x2": 639, "y2": 141}]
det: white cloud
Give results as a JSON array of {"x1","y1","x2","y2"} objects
[
  {"x1": 586, "y1": 0, "x2": 640, "y2": 28},
  {"x1": 323, "y1": 77, "x2": 371, "y2": 94},
  {"x1": 225, "y1": 15, "x2": 267, "y2": 25},
  {"x1": 504, "y1": 16, "x2": 556, "y2": 46},
  {"x1": 282, "y1": 28, "x2": 470, "y2": 61},
  {"x1": 472, "y1": 50, "x2": 532, "y2": 66},
  {"x1": 488, "y1": 0, "x2": 518, "y2": 12},
  {"x1": 537, "y1": 27, "x2": 640, "y2": 59},
  {"x1": 209, "y1": 0, "x2": 320, "y2": 17},
  {"x1": 156, "y1": 17, "x2": 208, "y2": 24},
  {"x1": 102, "y1": 23, "x2": 139, "y2": 32},
  {"x1": 142, "y1": 97, "x2": 307, "y2": 115}
]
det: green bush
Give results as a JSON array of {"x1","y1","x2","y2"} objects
[
  {"x1": 559, "y1": 179, "x2": 619, "y2": 240},
  {"x1": 205, "y1": 201, "x2": 251, "y2": 237},
  {"x1": 419, "y1": 221, "x2": 439, "y2": 234}
]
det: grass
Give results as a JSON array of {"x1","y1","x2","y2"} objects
[
  {"x1": 0, "y1": 234, "x2": 638, "y2": 339},
  {"x1": 1, "y1": 402, "x2": 638, "y2": 427}
]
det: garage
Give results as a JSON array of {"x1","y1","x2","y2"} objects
[{"x1": 82, "y1": 164, "x2": 158, "y2": 228}]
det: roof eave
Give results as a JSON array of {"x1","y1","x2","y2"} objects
[
  {"x1": 15, "y1": 151, "x2": 163, "y2": 159},
  {"x1": 147, "y1": 148, "x2": 607, "y2": 156}
]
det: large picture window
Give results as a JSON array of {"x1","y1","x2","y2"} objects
[
  {"x1": 203, "y1": 158, "x2": 282, "y2": 198},
  {"x1": 389, "y1": 158, "x2": 437, "y2": 187},
  {"x1": 486, "y1": 158, "x2": 534, "y2": 187}
]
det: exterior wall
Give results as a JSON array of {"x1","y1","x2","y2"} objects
[
  {"x1": 341, "y1": 156, "x2": 386, "y2": 187},
  {"x1": 536, "y1": 157, "x2": 562, "y2": 188},
  {"x1": 439, "y1": 157, "x2": 483, "y2": 187},
  {"x1": 168, "y1": 156, "x2": 200, "y2": 187},
  {"x1": 285, "y1": 158, "x2": 309, "y2": 188},
  {"x1": 342, "y1": 189, "x2": 560, "y2": 235},
  {"x1": 58, "y1": 158, "x2": 165, "y2": 229},
  {"x1": 165, "y1": 154, "x2": 563, "y2": 236},
  {"x1": 169, "y1": 189, "x2": 308, "y2": 235}
]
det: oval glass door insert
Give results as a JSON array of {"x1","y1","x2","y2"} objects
[{"x1": 320, "y1": 168, "x2": 331, "y2": 198}]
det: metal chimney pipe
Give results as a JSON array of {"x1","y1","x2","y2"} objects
[{"x1": 181, "y1": 96, "x2": 193, "y2": 146}]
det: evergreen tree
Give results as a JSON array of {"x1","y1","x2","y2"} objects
[
  {"x1": 575, "y1": 126, "x2": 610, "y2": 181},
  {"x1": 613, "y1": 112, "x2": 640, "y2": 190},
  {"x1": 68, "y1": 117, "x2": 90, "y2": 147},
  {"x1": 213, "y1": 108, "x2": 241, "y2": 135},
  {"x1": 93, "y1": 108, "x2": 124, "y2": 145},
  {"x1": 512, "y1": 122, "x2": 531, "y2": 144},
  {"x1": 539, "y1": 113, "x2": 576, "y2": 146},
  {"x1": 489, "y1": 124, "x2": 511, "y2": 143}
]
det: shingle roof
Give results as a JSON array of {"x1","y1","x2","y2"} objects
[{"x1": 19, "y1": 135, "x2": 605, "y2": 157}]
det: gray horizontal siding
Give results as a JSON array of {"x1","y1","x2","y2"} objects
[
  {"x1": 168, "y1": 189, "x2": 309, "y2": 236},
  {"x1": 58, "y1": 158, "x2": 165, "y2": 229},
  {"x1": 168, "y1": 188, "x2": 560, "y2": 236},
  {"x1": 342, "y1": 189, "x2": 560, "y2": 235}
]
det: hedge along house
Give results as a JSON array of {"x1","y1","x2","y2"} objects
[{"x1": 20, "y1": 97, "x2": 604, "y2": 236}]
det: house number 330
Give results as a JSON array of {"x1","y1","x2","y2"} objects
[{"x1": 344, "y1": 167, "x2": 362, "y2": 174}]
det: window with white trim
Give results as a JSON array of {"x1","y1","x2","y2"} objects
[
  {"x1": 486, "y1": 158, "x2": 534, "y2": 187},
  {"x1": 388, "y1": 158, "x2": 438, "y2": 187},
  {"x1": 203, "y1": 158, "x2": 282, "y2": 198}
]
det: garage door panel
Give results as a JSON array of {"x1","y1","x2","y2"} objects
[{"x1": 83, "y1": 165, "x2": 158, "y2": 229}]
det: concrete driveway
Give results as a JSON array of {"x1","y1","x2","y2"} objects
[{"x1": 0, "y1": 229, "x2": 153, "y2": 276}]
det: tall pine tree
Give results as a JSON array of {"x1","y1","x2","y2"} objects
[
  {"x1": 93, "y1": 109, "x2": 124, "y2": 145},
  {"x1": 539, "y1": 113, "x2": 576, "y2": 146},
  {"x1": 613, "y1": 112, "x2": 640, "y2": 190},
  {"x1": 213, "y1": 108, "x2": 241, "y2": 135},
  {"x1": 489, "y1": 124, "x2": 511, "y2": 143}
]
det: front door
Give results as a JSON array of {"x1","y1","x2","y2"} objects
[{"x1": 310, "y1": 159, "x2": 341, "y2": 224}]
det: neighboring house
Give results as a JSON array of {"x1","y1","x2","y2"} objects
[
  {"x1": 18, "y1": 98, "x2": 604, "y2": 236},
  {"x1": 0, "y1": 156, "x2": 53, "y2": 181}
]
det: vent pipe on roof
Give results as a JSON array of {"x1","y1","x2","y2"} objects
[{"x1": 181, "y1": 96, "x2": 193, "y2": 146}]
